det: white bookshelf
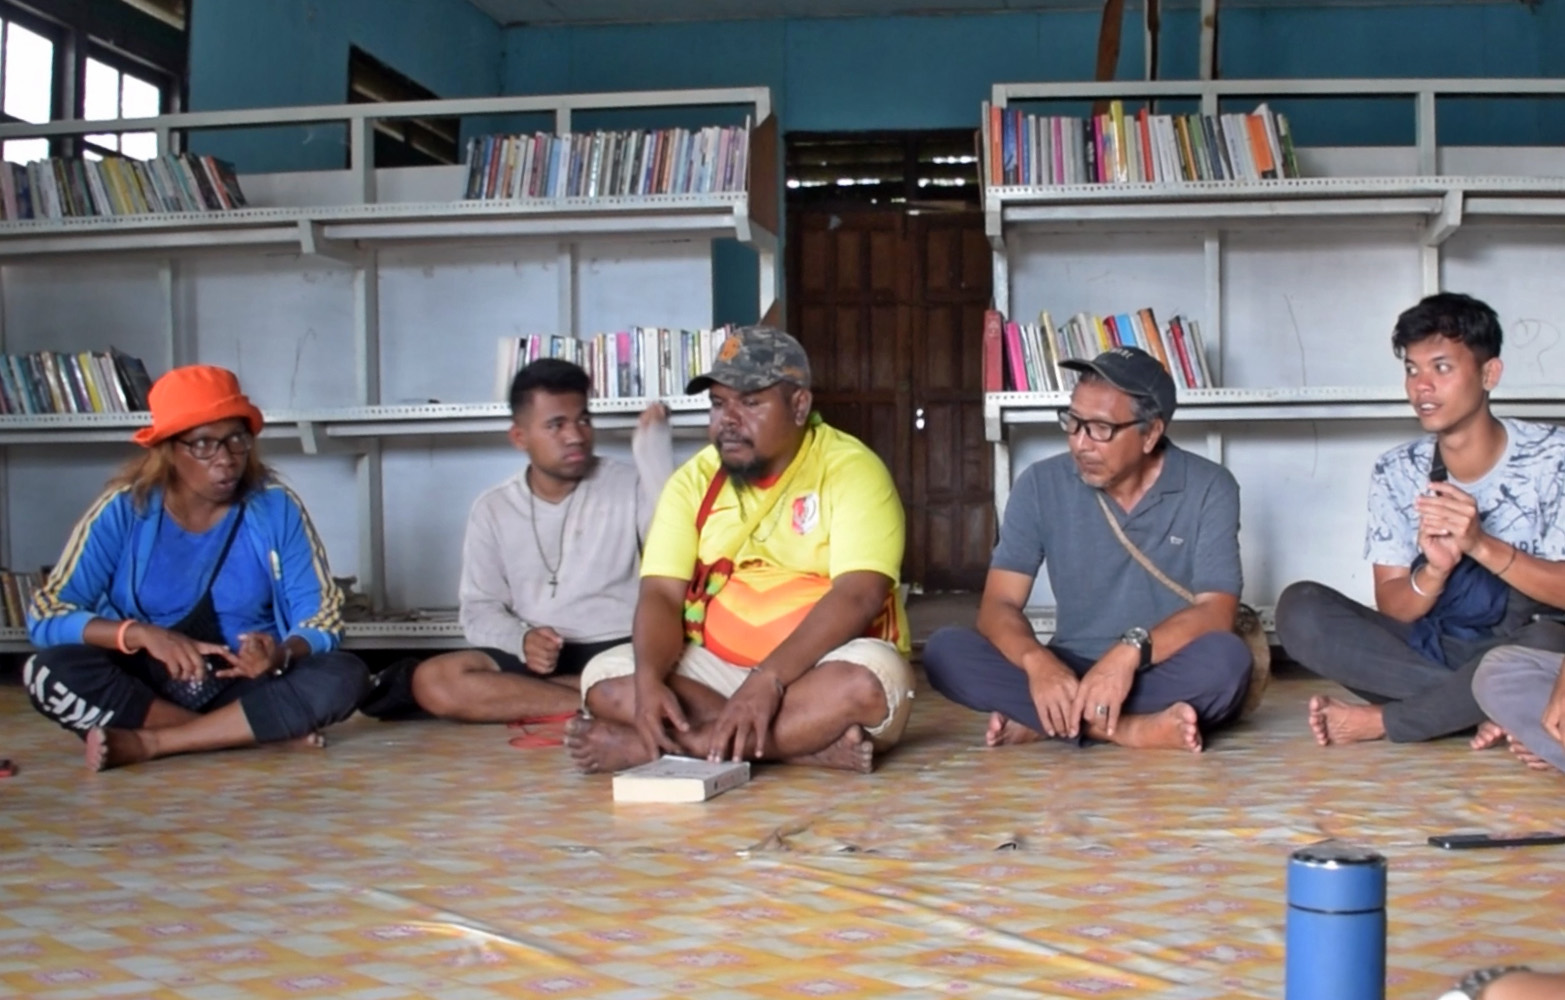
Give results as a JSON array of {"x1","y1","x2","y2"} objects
[
  {"x1": 984, "y1": 78, "x2": 1565, "y2": 618},
  {"x1": 0, "y1": 194, "x2": 774, "y2": 260},
  {"x1": 0, "y1": 87, "x2": 776, "y2": 648},
  {"x1": 0, "y1": 396, "x2": 716, "y2": 448}
]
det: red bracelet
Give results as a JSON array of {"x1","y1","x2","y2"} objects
[{"x1": 115, "y1": 619, "x2": 137, "y2": 654}]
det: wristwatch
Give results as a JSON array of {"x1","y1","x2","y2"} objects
[
  {"x1": 1120, "y1": 626, "x2": 1153, "y2": 672},
  {"x1": 1437, "y1": 965, "x2": 1531, "y2": 1000}
]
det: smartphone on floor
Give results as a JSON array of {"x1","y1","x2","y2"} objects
[{"x1": 1428, "y1": 831, "x2": 1565, "y2": 849}]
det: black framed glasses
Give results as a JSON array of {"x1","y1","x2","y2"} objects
[
  {"x1": 1057, "y1": 409, "x2": 1144, "y2": 443},
  {"x1": 176, "y1": 430, "x2": 255, "y2": 461}
]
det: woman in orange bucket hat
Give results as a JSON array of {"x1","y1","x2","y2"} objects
[{"x1": 23, "y1": 365, "x2": 368, "y2": 771}]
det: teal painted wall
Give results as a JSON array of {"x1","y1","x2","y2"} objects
[
  {"x1": 501, "y1": 5, "x2": 1565, "y2": 322},
  {"x1": 503, "y1": 5, "x2": 1563, "y2": 139},
  {"x1": 185, "y1": 2, "x2": 1565, "y2": 323},
  {"x1": 188, "y1": 0, "x2": 501, "y2": 172}
]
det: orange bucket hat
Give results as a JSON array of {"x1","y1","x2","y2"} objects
[{"x1": 131, "y1": 365, "x2": 264, "y2": 447}]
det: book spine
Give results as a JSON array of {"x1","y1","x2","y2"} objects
[{"x1": 982, "y1": 309, "x2": 1004, "y2": 393}]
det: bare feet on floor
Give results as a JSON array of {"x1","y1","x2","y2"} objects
[
  {"x1": 1470, "y1": 722, "x2": 1554, "y2": 771},
  {"x1": 1471, "y1": 720, "x2": 1507, "y2": 750},
  {"x1": 284, "y1": 732, "x2": 327, "y2": 751},
  {"x1": 785, "y1": 724, "x2": 875, "y2": 773},
  {"x1": 1307, "y1": 695, "x2": 1386, "y2": 746},
  {"x1": 1100, "y1": 703, "x2": 1203, "y2": 752},
  {"x1": 85, "y1": 727, "x2": 155, "y2": 772},
  {"x1": 1507, "y1": 737, "x2": 1554, "y2": 772},
  {"x1": 564, "y1": 714, "x2": 653, "y2": 774},
  {"x1": 985, "y1": 711, "x2": 1044, "y2": 748}
]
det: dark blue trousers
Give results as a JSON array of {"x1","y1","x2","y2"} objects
[{"x1": 922, "y1": 626, "x2": 1252, "y2": 736}]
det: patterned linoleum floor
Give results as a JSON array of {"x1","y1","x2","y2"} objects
[{"x1": 1, "y1": 670, "x2": 1562, "y2": 1000}]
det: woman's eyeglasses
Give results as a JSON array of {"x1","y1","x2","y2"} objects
[{"x1": 176, "y1": 430, "x2": 255, "y2": 461}]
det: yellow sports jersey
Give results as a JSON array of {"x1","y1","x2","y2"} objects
[{"x1": 642, "y1": 419, "x2": 910, "y2": 663}]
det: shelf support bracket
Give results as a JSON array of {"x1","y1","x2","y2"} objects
[
  {"x1": 297, "y1": 220, "x2": 358, "y2": 264},
  {"x1": 297, "y1": 420, "x2": 322, "y2": 456},
  {"x1": 984, "y1": 197, "x2": 1005, "y2": 253},
  {"x1": 1423, "y1": 189, "x2": 1463, "y2": 247}
]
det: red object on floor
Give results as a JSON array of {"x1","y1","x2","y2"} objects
[
  {"x1": 0, "y1": 759, "x2": 16, "y2": 778},
  {"x1": 507, "y1": 713, "x2": 576, "y2": 749},
  {"x1": 506, "y1": 712, "x2": 577, "y2": 729}
]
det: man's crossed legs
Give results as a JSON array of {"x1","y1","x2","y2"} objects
[
  {"x1": 566, "y1": 638, "x2": 915, "y2": 773},
  {"x1": 921, "y1": 627, "x2": 1251, "y2": 752}
]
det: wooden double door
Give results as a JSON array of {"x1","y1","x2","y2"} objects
[{"x1": 786, "y1": 206, "x2": 993, "y2": 592}]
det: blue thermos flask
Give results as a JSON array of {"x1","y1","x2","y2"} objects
[{"x1": 1285, "y1": 841, "x2": 1387, "y2": 1000}]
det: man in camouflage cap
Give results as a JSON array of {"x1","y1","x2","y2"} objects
[{"x1": 568, "y1": 325, "x2": 917, "y2": 773}]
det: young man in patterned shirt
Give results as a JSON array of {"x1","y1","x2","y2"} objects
[{"x1": 1276, "y1": 293, "x2": 1565, "y2": 749}]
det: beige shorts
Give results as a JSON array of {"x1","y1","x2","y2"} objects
[{"x1": 579, "y1": 637, "x2": 915, "y2": 749}]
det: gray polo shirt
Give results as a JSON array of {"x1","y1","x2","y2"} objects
[{"x1": 992, "y1": 443, "x2": 1243, "y2": 661}]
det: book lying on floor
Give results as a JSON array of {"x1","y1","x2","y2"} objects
[{"x1": 612, "y1": 755, "x2": 751, "y2": 803}]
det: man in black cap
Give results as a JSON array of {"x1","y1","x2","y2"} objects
[
  {"x1": 566, "y1": 325, "x2": 916, "y2": 773},
  {"x1": 923, "y1": 346, "x2": 1252, "y2": 752}
]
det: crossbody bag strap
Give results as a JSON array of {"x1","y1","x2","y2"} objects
[
  {"x1": 695, "y1": 468, "x2": 729, "y2": 534},
  {"x1": 1094, "y1": 492, "x2": 1197, "y2": 605}
]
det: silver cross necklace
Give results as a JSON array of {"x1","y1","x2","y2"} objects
[{"x1": 526, "y1": 470, "x2": 578, "y2": 597}]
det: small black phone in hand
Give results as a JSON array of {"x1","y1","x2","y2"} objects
[{"x1": 1429, "y1": 446, "x2": 1448, "y2": 484}]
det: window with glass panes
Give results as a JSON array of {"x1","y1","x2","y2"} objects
[
  {"x1": 0, "y1": 0, "x2": 181, "y2": 166},
  {"x1": 0, "y1": 14, "x2": 56, "y2": 165},
  {"x1": 83, "y1": 56, "x2": 162, "y2": 161}
]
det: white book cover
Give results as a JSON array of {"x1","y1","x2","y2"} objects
[{"x1": 612, "y1": 755, "x2": 751, "y2": 803}]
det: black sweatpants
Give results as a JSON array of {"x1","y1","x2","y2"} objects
[
  {"x1": 1275, "y1": 580, "x2": 1565, "y2": 743},
  {"x1": 23, "y1": 644, "x2": 370, "y2": 743}
]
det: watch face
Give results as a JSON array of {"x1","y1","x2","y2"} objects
[{"x1": 1124, "y1": 627, "x2": 1149, "y2": 645}]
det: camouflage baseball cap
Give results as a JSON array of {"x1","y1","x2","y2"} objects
[{"x1": 686, "y1": 325, "x2": 812, "y2": 394}]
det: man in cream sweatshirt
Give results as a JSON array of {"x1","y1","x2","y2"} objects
[{"x1": 362, "y1": 358, "x2": 671, "y2": 723}]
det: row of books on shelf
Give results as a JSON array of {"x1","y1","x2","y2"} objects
[
  {"x1": 982, "y1": 100, "x2": 1300, "y2": 187},
  {"x1": 983, "y1": 308, "x2": 1215, "y2": 393},
  {"x1": 0, "y1": 350, "x2": 154, "y2": 416},
  {"x1": 494, "y1": 326, "x2": 732, "y2": 401},
  {"x1": 1, "y1": 154, "x2": 248, "y2": 222},
  {"x1": 464, "y1": 123, "x2": 751, "y2": 201},
  {"x1": 0, "y1": 570, "x2": 42, "y2": 629}
]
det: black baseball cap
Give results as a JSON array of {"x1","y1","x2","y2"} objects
[{"x1": 1060, "y1": 346, "x2": 1177, "y2": 422}]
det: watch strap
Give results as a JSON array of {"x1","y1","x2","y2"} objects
[{"x1": 1452, "y1": 965, "x2": 1531, "y2": 999}]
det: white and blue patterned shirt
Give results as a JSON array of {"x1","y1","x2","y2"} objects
[{"x1": 1365, "y1": 417, "x2": 1565, "y2": 567}]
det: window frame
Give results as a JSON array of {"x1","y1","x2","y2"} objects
[
  {"x1": 0, "y1": 0, "x2": 184, "y2": 161},
  {"x1": 79, "y1": 43, "x2": 172, "y2": 159},
  {"x1": 0, "y1": 3, "x2": 69, "y2": 124}
]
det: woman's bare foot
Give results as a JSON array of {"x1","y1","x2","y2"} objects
[
  {"x1": 1507, "y1": 736, "x2": 1555, "y2": 772},
  {"x1": 1100, "y1": 703, "x2": 1203, "y2": 752},
  {"x1": 785, "y1": 725, "x2": 875, "y2": 773},
  {"x1": 564, "y1": 714, "x2": 653, "y2": 774},
  {"x1": 1308, "y1": 696, "x2": 1385, "y2": 746},
  {"x1": 1471, "y1": 720, "x2": 1508, "y2": 750},
  {"x1": 985, "y1": 712, "x2": 1044, "y2": 747},
  {"x1": 85, "y1": 727, "x2": 157, "y2": 773}
]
